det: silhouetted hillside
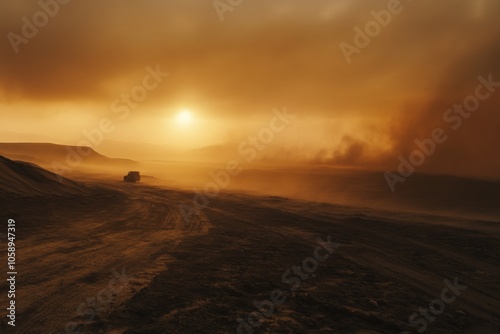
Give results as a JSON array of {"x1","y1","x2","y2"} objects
[
  {"x1": 0, "y1": 142, "x2": 139, "y2": 169},
  {"x1": 0, "y1": 156, "x2": 87, "y2": 198}
]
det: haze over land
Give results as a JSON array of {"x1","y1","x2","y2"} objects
[{"x1": 1, "y1": 155, "x2": 499, "y2": 334}]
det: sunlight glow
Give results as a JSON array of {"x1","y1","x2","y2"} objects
[{"x1": 176, "y1": 109, "x2": 193, "y2": 125}]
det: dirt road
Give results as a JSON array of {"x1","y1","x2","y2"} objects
[
  {"x1": 0, "y1": 182, "x2": 210, "y2": 334},
  {"x1": 1, "y1": 182, "x2": 499, "y2": 333}
]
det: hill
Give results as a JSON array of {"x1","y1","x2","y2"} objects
[
  {"x1": 0, "y1": 156, "x2": 87, "y2": 198},
  {"x1": 0, "y1": 142, "x2": 139, "y2": 171}
]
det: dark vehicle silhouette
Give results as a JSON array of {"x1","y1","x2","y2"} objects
[{"x1": 124, "y1": 171, "x2": 141, "y2": 182}]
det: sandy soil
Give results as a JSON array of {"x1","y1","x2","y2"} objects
[{"x1": 1, "y1": 180, "x2": 499, "y2": 334}]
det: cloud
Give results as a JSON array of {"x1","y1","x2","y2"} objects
[{"x1": 0, "y1": 0, "x2": 499, "y2": 179}]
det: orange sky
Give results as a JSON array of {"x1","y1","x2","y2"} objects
[{"x1": 0, "y1": 0, "x2": 499, "y2": 179}]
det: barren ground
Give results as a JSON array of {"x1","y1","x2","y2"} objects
[{"x1": 1, "y1": 180, "x2": 499, "y2": 334}]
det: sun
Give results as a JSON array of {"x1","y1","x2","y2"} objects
[{"x1": 176, "y1": 109, "x2": 193, "y2": 125}]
